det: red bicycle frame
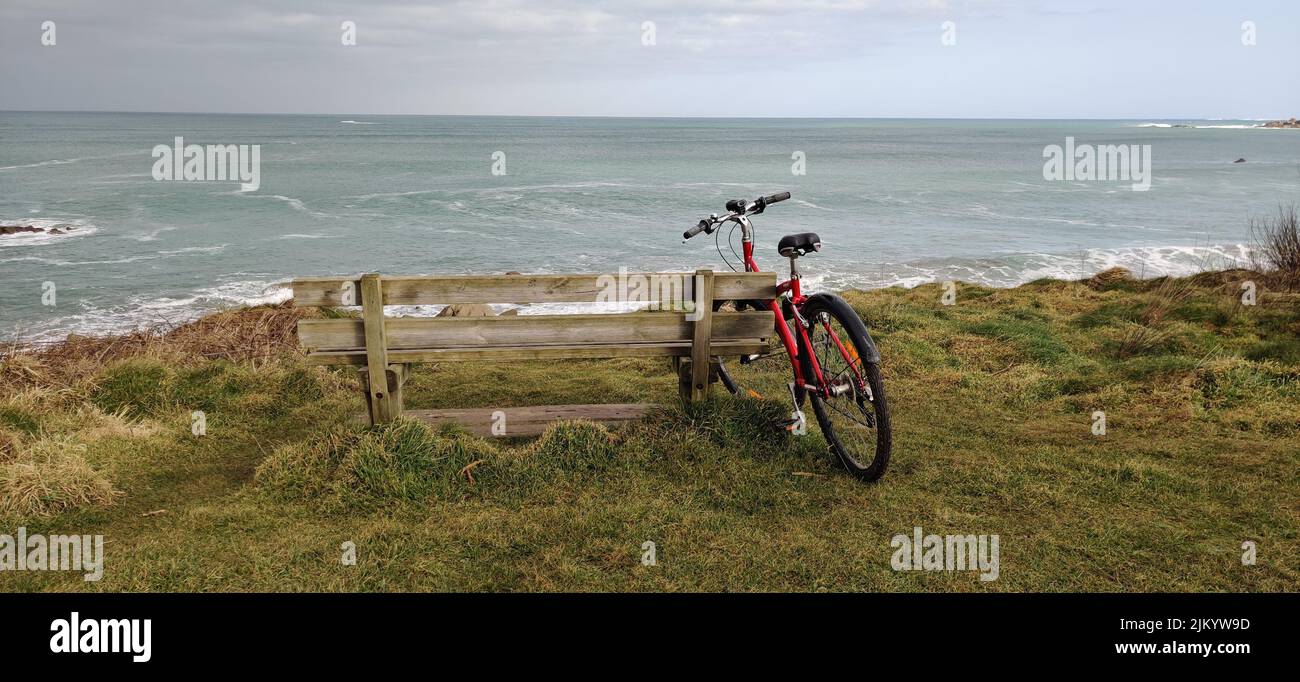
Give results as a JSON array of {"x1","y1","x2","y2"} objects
[{"x1": 739, "y1": 237, "x2": 831, "y2": 396}]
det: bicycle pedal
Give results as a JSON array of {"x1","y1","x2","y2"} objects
[{"x1": 739, "y1": 354, "x2": 762, "y2": 365}]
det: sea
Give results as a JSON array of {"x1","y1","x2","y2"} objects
[{"x1": 2, "y1": 112, "x2": 1297, "y2": 342}]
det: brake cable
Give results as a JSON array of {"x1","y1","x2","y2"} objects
[{"x1": 715, "y1": 220, "x2": 739, "y2": 272}]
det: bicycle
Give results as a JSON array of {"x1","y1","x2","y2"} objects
[{"x1": 682, "y1": 191, "x2": 892, "y2": 481}]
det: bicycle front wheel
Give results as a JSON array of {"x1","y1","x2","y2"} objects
[{"x1": 797, "y1": 294, "x2": 892, "y2": 482}]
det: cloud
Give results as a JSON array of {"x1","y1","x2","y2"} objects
[{"x1": 2, "y1": 0, "x2": 1296, "y2": 117}]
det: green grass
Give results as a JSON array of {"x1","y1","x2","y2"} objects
[{"x1": 1, "y1": 273, "x2": 1297, "y2": 592}]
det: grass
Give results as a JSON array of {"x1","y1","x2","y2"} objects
[{"x1": 0, "y1": 272, "x2": 1297, "y2": 592}]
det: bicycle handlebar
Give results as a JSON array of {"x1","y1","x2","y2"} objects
[
  {"x1": 759, "y1": 191, "x2": 791, "y2": 206},
  {"x1": 683, "y1": 191, "x2": 791, "y2": 240},
  {"x1": 682, "y1": 219, "x2": 710, "y2": 240}
]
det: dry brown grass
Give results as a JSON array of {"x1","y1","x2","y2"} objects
[
  {"x1": 0, "y1": 302, "x2": 314, "y2": 394},
  {"x1": 0, "y1": 437, "x2": 120, "y2": 516},
  {"x1": 1085, "y1": 266, "x2": 1133, "y2": 290},
  {"x1": 72, "y1": 407, "x2": 165, "y2": 442},
  {"x1": 0, "y1": 428, "x2": 17, "y2": 462}
]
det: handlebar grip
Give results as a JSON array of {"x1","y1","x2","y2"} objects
[
  {"x1": 683, "y1": 220, "x2": 709, "y2": 240},
  {"x1": 762, "y1": 191, "x2": 791, "y2": 205}
]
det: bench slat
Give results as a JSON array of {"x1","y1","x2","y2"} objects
[
  {"x1": 291, "y1": 272, "x2": 776, "y2": 306},
  {"x1": 302, "y1": 339, "x2": 770, "y2": 365},
  {"x1": 298, "y1": 310, "x2": 771, "y2": 352},
  {"x1": 404, "y1": 403, "x2": 654, "y2": 437}
]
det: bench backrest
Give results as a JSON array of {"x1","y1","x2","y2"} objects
[{"x1": 291, "y1": 271, "x2": 777, "y2": 366}]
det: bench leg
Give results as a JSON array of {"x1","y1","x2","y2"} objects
[
  {"x1": 677, "y1": 357, "x2": 722, "y2": 403},
  {"x1": 687, "y1": 269, "x2": 716, "y2": 402},
  {"x1": 358, "y1": 364, "x2": 409, "y2": 425}
]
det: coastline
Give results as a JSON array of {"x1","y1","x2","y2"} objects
[
  {"x1": 3, "y1": 267, "x2": 1297, "y2": 591},
  {"x1": 0, "y1": 241, "x2": 1259, "y2": 345}
]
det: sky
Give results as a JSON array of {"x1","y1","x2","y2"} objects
[{"x1": 1, "y1": 0, "x2": 1297, "y2": 118}]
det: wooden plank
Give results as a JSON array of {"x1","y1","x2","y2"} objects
[
  {"x1": 297, "y1": 310, "x2": 771, "y2": 351},
  {"x1": 689, "y1": 269, "x2": 715, "y2": 402},
  {"x1": 360, "y1": 274, "x2": 395, "y2": 424},
  {"x1": 304, "y1": 339, "x2": 770, "y2": 365},
  {"x1": 405, "y1": 403, "x2": 654, "y2": 437},
  {"x1": 291, "y1": 271, "x2": 776, "y2": 307}
]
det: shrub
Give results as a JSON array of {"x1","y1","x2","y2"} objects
[{"x1": 1250, "y1": 203, "x2": 1300, "y2": 288}]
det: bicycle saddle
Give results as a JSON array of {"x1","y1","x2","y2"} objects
[{"x1": 777, "y1": 232, "x2": 821, "y2": 258}]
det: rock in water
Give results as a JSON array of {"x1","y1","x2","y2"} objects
[
  {"x1": 0, "y1": 224, "x2": 44, "y2": 236},
  {"x1": 1234, "y1": 158, "x2": 1246, "y2": 163}
]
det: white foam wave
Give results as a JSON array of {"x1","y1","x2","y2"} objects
[
  {"x1": 12, "y1": 280, "x2": 295, "y2": 342},
  {"x1": 820, "y1": 243, "x2": 1253, "y2": 292},
  {"x1": 121, "y1": 226, "x2": 177, "y2": 242},
  {"x1": 253, "y1": 194, "x2": 338, "y2": 218},
  {"x1": 0, "y1": 158, "x2": 84, "y2": 171},
  {"x1": 1131, "y1": 122, "x2": 1276, "y2": 130},
  {"x1": 157, "y1": 245, "x2": 228, "y2": 255},
  {"x1": 4, "y1": 244, "x2": 1259, "y2": 343}
]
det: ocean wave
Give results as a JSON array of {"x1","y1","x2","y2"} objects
[
  {"x1": 339, "y1": 120, "x2": 379, "y2": 125},
  {"x1": 10, "y1": 279, "x2": 294, "y2": 343},
  {"x1": 121, "y1": 226, "x2": 177, "y2": 242},
  {"x1": 815, "y1": 243, "x2": 1253, "y2": 291},
  {"x1": 251, "y1": 194, "x2": 338, "y2": 218},
  {"x1": 0, "y1": 151, "x2": 145, "y2": 172},
  {"x1": 0, "y1": 158, "x2": 85, "y2": 171},
  {"x1": 157, "y1": 245, "x2": 229, "y2": 255},
  {"x1": 791, "y1": 199, "x2": 832, "y2": 211}
]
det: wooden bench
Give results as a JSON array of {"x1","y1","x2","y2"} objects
[{"x1": 290, "y1": 270, "x2": 776, "y2": 435}]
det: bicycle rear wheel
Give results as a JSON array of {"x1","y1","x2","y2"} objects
[{"x1": 797, "y1": 294, "x2": 892, "y2": 481}]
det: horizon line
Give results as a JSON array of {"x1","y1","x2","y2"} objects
[{"x1": 0, "y1": 109, "x2": 1284, "y2": 121}]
